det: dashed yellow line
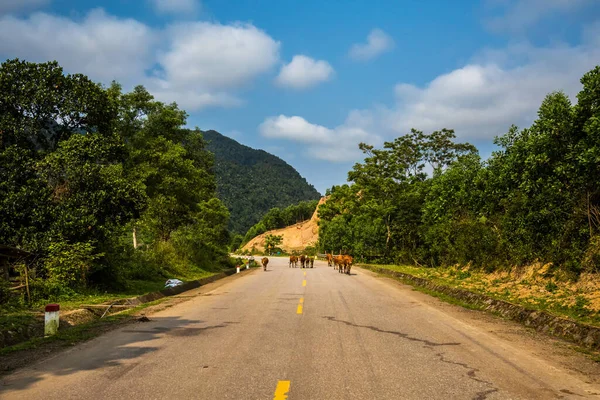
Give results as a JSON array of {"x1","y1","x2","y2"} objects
[
  {"x1": 302, "y1": 280, "x2": 307, "y2": 287},
  {"x1": 303, "y1": 271, "x2": 306, "y2": 276},
  {"x1": 297, "y1": 297, "x2": 304, "y2": 314},
  {"x1": 273, "y1": 380, "x2": 291, "y2": 400}
]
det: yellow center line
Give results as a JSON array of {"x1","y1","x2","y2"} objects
[
  {"x1": 297, "y1": 304, "x2": 303, "y2": 314},
  {"x1": 273, "y1": 380, "x2": 291, "y2": 400},
  {"x1": 303, "y1": 271, "x2": 306, "y2": 276},
  {"x1": 302, "y1": 280, "x2": 307, "y2": 287},
  {"x1": 299, "y1": 297, "x2": 304, "y2": 304}
]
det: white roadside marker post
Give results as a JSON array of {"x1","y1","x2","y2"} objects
[{"x1": 44, "y1": 304, "x2": 60, "y2": 336}]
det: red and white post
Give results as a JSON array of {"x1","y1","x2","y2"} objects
[{"x1": 44, "y1": 304, "x2": 60, "y2": 336}]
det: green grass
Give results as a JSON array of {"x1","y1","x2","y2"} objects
[
  {"x1": 0, "y1": 297, "x2": 169, "y2": 356},
  {"x1": 1, "y1": 269, "x2": 220, "y2": 349}
]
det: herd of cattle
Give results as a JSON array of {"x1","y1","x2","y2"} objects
[
  {"x1": 288, "y1": 255, "x2": 315, "y2": 268},
  {"x1": 288, "y1": 253, "x2": 354, "y2": 274}
]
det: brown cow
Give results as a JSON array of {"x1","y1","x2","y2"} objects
[
  {"x1": 326, "y1": 253, "x2": 333, "y2": 267},
  {"x1": 261, "y1": 257, "x2": 269, "y2": 271},
  {"x1": 342, "y1": 255, "x2": 353, "y2": 274},
  {"x1": 289, "y1": 255, "x2": 297, "y2": 268},
  {"x1": 300, "y1": 254, "x2": 306, "y2": 268},
  {"x1": 333, "y1": 255, "x2": 344, "y2": 272},
  {"x1": 308, "y1": 256, "x2": 315, "y2": 268}
]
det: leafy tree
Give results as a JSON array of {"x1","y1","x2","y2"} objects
[
  {"x1": 264, "y1": 234, "x2": 283, "y2": 255},
  {"x1": 0, "y1": 59, "x2": 233, "y2": 301}
]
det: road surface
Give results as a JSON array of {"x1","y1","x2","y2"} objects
[{"x1": 2, "y1": 257, "x2": 599, "y2": 399}]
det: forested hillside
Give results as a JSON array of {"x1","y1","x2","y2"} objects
[
  {"x1": 203, "y1": 130, "x2": 321, "y2": 234},
  {"x1": 0, "y1": 59, "x2": 232, "y2": 305},
  {"x1": 318, "y1": 66, "x2": 600, "y2": 277}
]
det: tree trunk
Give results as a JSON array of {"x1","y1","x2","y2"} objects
[
  {"x1": 588, "y1": 191, "x2": 593, "y2": 239},
  {"x1": 385, "y1": 215, "x2": 392, "y2": 252},
  {"x1": 132, "y1": 226, "x2": 138, "y2": 249}
]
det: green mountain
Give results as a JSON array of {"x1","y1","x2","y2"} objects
[{"x1": 202, "y1": 130, "x2": 321, "y2": 234}]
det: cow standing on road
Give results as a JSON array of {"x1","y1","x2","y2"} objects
[
  {"x1": 261, "y1": 257, "x2": 269, "y2": 271},
  {"x1": 289, "y1": 255, "x2": 297, "y2": 268},
  {"x1": 326, "y1": 253, "x2": 333, "y2": 267}
]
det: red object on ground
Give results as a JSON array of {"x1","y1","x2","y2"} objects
[{"x1": 45, "y1": 304, "x2": 60, "y2": 312}]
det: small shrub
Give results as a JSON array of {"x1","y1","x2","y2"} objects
[
  {"x1": 572, "y1": 295, "x2": 591, "y2": 317},
  {"x1": 456, "y1": 270, "x2": 471, "y2": 280},
  {"x1": 545, "y1": 281, "x2": 558, "y2": 293}
]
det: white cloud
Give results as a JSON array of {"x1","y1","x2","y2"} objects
[
  {"x1": 259, "y1": 114, "x2": 381, "y2": 162},
  {"x1": 275, "y1": 55, "x2": 334, "y2": 89},
  {"x1": 150, "y1": 21, "x2": 280, "y2": 109},
  {"x1": 149, "y1": 0, "x2": 200, "y2": 15},
  {"x1": 386, "y1": 35, "x2": 600, "y2": 140},
  {"x1": 484, "y1": 0, "x2": 593, "y2": 32},
  {"x1": 0, "y1": 0, "x2": 49, "y2": 15},
  {"x1": 0, "y1": 9, "x2": 154, "y2": 83},
  {"x1": 349, "y1": 28, "x2": 394, "y2": 61},
  {"x1": 261, "y1": 24, "x2": 600, "y2": 164},
  {"x1": 159, "y1": 22, "x2": 279, "y2": 89},
  {"x1": 0, "y1": 10, "x2": 281, "y2": 111},
  {"x1": 146, "y1": 82, "x2": 243, "y2": 109}
]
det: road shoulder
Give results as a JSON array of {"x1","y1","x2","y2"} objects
[{"x1": 355, "y1": 265, "x2": 600, "y2": 386}]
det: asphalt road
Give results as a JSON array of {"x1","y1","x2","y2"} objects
[{"x1": 2, "y1": 257, "x2": 599, "y2": 399}]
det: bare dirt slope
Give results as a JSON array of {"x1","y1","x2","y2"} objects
[{"x1": 241, "y1": 196, "x2": 327, "y2": 253}]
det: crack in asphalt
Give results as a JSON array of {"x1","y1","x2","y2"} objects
[
  {"x1": 436, "y1": 353, "x2": 499, "y2": 400},
  {"x1": 323, "y1": 316, "x2": 500, "y2": 399},
  {"x1": 323, "y1": 316, "x2": 461, "y2": 347}
]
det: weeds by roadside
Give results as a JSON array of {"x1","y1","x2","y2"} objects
[{"x1": 361, "y1": 263, "x2": 600, "y2": 327}]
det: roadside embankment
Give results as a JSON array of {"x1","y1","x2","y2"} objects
[
  {"x1": 358, "y1": 263, "x2": 600, "y2": 351},
  {"x1": 1, "y1": 265, "x2": 255, "y2": 351}
]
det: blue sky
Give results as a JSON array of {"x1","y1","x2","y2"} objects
[{"x1": 1, "y1": 0, "x2": 599, "y2": 193}]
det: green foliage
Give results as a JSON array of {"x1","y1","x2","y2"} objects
[
  {"x1": 202, "y1": 130, "x2": 321, "y2": 234},
  {"x1": 0, "y1": 60, "x2": 232, "y2": 306},
  {"x1": 264, "y1": 234, "x2": 283, "y2": 255},
  {"x1": 545, "y1": 281, "x2": 558, "y2": 293},
  {"x1": 229, "y1": 234, "x2": 244, "y2": 252},
  {"x1": 45, "y1": 241, "x2": 99, "y2": 289}
]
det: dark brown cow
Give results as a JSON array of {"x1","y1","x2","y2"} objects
[
  {"x1": 261, "y1": 257, "x2": 269, "y2": 271},
  {"x1": 289, "y1": 255, "x2": 297, "y2": 268},
  {"x1": 309, "y1": 256, "x2": 315, "y2": 268},
  {"x1": 300, "y1": 254, "x2": 306, "y2": 268}
]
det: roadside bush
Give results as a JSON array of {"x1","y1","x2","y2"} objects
[
  {"x1": 545, "y1": 281, "x2": 558, "y2": 293},
  {"x1": 582, "y1": 235, "x2": 600, "y2": 272},
  {"x1": 28, "y1": 278, "x2": 77, "y2": 304},
  {"x1": 45, "y1": 241, "x2": 100, "y2": 290}
]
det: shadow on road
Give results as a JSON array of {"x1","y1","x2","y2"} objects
[{"x1": 1, "y1": 316, "x2": 234, "y2": 394}]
